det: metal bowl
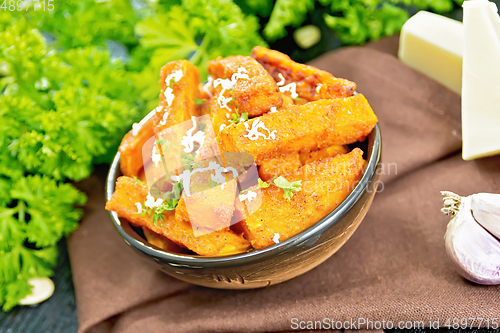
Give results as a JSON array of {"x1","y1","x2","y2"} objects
[{"x1": 106, "y1": 124, "x2": 381, "y2": 289}]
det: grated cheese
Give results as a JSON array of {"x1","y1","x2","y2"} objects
[
  {"x1": 151, "y1": 145, "x2": 162, "y2": 166},
  {"x1": 239, "y1": 190, "x2": 257, "y2": 203},
  {"x1": 164, "y1": 87, "x2": 175, "y2": 107},
  {"x1": 214, "y1": 77, "x2": 235, "y2": 91},
  {"x1": 276, "y1": 73, "x2": 285, "y2": 86},
  {"x1": 135, "y1": 202, "x2": 143, "y2": 214},
  {"x1": 214, "y1": 67, "x2": 248, "y2": 112},
  {"x1": 243, "y1": 118, "x2": 277, "y2": 141},
  {"x1": 273, "y1": 233, "x2": 280, "y2": 244},
  {"x1": 220, "y1": 124, "x2": 227, "y2": 132},
  {"x1": 159, "y1": 110, "x2": 170, "y2": 126},
  {"x1": 171, "y1": 161, "x2": 239, "y2": 197},
  {"x1": 218, "y1": 95, "x2": 233, "y2": 112},
  {"x1": 211, "y1": 165, "x2": 238, "y2": 184},
  {"x1": 165, "y1": 69, "x2": 183, "y2": 86},
  {"x1": 144, "y1": 193, "x2": 163, "y2": 208},
  {"x1": 279, "y1": 82, "x2": 298, "y2": 99},
  {"x1": 161, "y1": 70, "x2": 183, "y2": 119},
  {"x1": 132, "y1": 123, "x2": 141, "y2": 136},
  {"x1": 315, "y1": 83, "x2": 322, "y2": 93},
  {"x1": 270, "y1": 107, "x2": 278, "y2": 113},
  {"x1": 180, "y1": 116, "x2": 205, "y2": 153},
  {"x1": 230, "y1": 66, "x2": 249, "y2": 82},
  {"x1": 203, "y1": 76, "x2": 214, "y2": 98},
  {"x1": 133, "y1": 106, "x2": 161, "y2": 136}
]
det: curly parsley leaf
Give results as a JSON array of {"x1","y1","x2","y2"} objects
[
  {"x1": 263, "y1": 0, "x2": 315, "y2": 41},
  {"x1": 29, "y1": 0, "x2": 139, "y2": 49},
  {"x1": 0, "y1": 175, "x2": 85, "y2": 311},
  {"x1": 323, "y1": 1, "x2": 408, "y2": 45},
  {"x1": 234, "y1": 0, "x2": 274, "y2": 17},
  {"x1": 135, "y1": 0, "x2": 267, "y2": 84},
  {"x1": 0, "y1": 16, "x2": 143, "y2": 311},
  {"x1": 321, "y1": 0, "x2": 460, "y2": 45},
  {"x1": 10, "y1": 175, "x2": 86, "y2": 248},
  {"x1": 0, "y1": 20, "x2": 145, "y2": 181}
]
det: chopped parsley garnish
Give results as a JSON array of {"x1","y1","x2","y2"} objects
[
  {"x1": 228, "y1": 112, "x2": 249, "y2": 124},
  {"x1": 273, "y1": 176, "x2": 302, "y2": 200},
  {"x1": 164, "y1": 181, "x2": 182, "y2": 200},
  {"x1": 153, "y1": 200, "x2": 179, "y2": 223},
  {"x1": 139, "y1": 197, "x2": 179, "y2": 226},
  {"x1": 180, "y1": 151, "x2": 196, "y2": 170},
  {"x1": 258, "y1": 178, "x2": 270, "y2": 188},
  {"x1": 195, "y1": 98, "x2": 207, "y2": 105},
  {"x1": 133, "y1": 176, "x2": 144, "y2": 186},
  {"x1": 242, "y1": 175, "x2": 301, "y2": 199},
  {"x1": 240, "y1": 176, "x2": 272, "y2": 194}
]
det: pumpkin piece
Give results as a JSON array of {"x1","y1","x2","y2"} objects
[
  {"x1": 252, "y1": 46, "x2": 356, "y2": 101},
  {"x1": 105, "y1": 176, "x2": 250, "y2": 256},
  {"x1": 219, "y1": 94, "x2": 377, "y2": 164},
  {"x1": 241, "y1": 148, "x2": 365, "y2": 249},
  {"x1": 208, "y1": 55, "x2": 282, "y2": 117}
]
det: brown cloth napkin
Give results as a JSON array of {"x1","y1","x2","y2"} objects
[{"x1": 69, "y1": 36, "x2": 500, "y2": 333}]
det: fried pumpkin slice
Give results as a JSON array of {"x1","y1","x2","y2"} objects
[
  {"x1": 258, "y1": 145, "x2": 349, "y2": 181},
  {"x1": 105, "y1": 176, "x2": 249, "y2": 256},
  {"x1": 142, "y1": 227, "x2": 187, "y2": 253},
  {"x1": 154, "y1": 60, "x2": 199, "y2": 134},
  {"x1": 209, "y1": 96, "x2": 233, "y2": 136},
  {"x1": 174, "y1": 196, "x2": 250, "y2": 256},
  {"x1": 118, "y1": 61, "x2": 199, "y2": 177},
  {"x1": 208, "y1": 55, "x2": 282, "y2": 117},
  {"x1": 219, "y1": 94, "x2": 377, "y2": 164},
  {"x1": 280, "y1": 92, "x2": 294, "y2": 107},
  {"x1": 252, "y1": 46, "x2": 356, "y2": 101},
  {"x1": 258, "y1": 152, "x2": 301, "y2": 181},
  {"x1": 241, "y1": 148, "x2": 365, "y2": 249},
  {"x1": 197, "y1": 98, "x2": 211, "y2": 117},
  {"x1": 119, "y1": 115, "x2": 156, "y2": 177},
  {"x1": 176, "y1": 178, "x2": 237, "y2": 234},
  {"x1": 299, "y1": 144, "x2": 349, "y2": 165}
]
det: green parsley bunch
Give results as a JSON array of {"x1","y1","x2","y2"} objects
[
  {"x1": 241, "y1": 0, "x2": 464, "y2": 45},
  {"x1": 0, "y1": 14, "x2": 146, "y2": 311}
]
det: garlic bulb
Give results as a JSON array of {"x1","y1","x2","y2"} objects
[{"x1": 441, "y1": 191, "x2": 500, "y2": 285}]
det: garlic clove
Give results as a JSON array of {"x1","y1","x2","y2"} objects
[
  {"x1": 471, "y1": 193, "x2": 500, "y2": 239},
  {"x1": 19, "y1": 277, "x2": 55, "y2": 306},
  {"x1": 442, "y1": 192, "x2": 500, "y2": 285}
]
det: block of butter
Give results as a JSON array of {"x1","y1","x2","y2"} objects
[
  {"x1": 398, "y1": 11, "x2": 463, "y2": 95},
  {"x1": 462, "y1": 0, "x2": 500, "y2": 160}
]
